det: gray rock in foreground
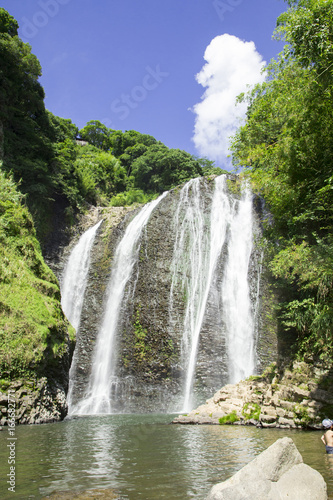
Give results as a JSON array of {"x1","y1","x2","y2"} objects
[{"x1": 206, "y1": 437, "x2": 327, "y2": 500}]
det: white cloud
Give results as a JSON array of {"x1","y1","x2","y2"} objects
[{"x1": 192, "y1": 34, "x2": 266, "y2": 167}]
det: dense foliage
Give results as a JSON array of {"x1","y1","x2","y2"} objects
[
  {"x1": 0, "y1": 9, "x2": 53, "y2": 201},
  {"x1": 0, "y1": 168, "x2": 74, "y2": 381},
  {"x1": 232, "y1": 0, "x2": 333, "y2": 358}
]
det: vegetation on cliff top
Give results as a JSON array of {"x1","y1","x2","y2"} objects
[{"x1": 232, "y1": 0, "x2": 333, "y2": 359}]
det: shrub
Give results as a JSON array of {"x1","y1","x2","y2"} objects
[
  {"x1": 242, "y1": 402, "x2": 261, "y2": 421},
  {"x1": 219, "y1": 410, "x2": 239, "y2": 425}
]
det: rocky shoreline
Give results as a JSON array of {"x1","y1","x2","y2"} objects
[
  {"x1": 173, "y1": 360, "x2": 333, "y2": 429},
  {"x1": 0, "y1": 378, "x2": 68, "y2": 427},
  {"x1": 2, "y1": 359, "x2": 332, "y2": 428}
]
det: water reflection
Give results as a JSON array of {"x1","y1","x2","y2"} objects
[
  {"x1": 0, "y1": 416, "x2": 332, "y2": 500},
  {"x1": 325, "y1": 454, "x2": 333, "y2": 476}
]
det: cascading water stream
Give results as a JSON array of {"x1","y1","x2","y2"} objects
[
  {"x1": 169, "y1": 179, "x2": 208, "y2": 407},
  {"x1": 61, "y1": 220, "x2": 103, "y2": 331},
  {"x1": 222, "y1": 184, "x2": 255, "y2": 383},
  {"x1": 66, "y1": 176, "x2": 259, "y2": 416},
  {"x1": 169, "y1": 175, "x2": 257, "y2": 411},
  {"x1": 72, "y1": 192, "x2": 168, "y2": 415},
  {"x1": 60, "y1": 220, "x2": 103, "y2": 413},
  {"x1": 169, "y1": 176, "x2": 233, "y2": 411}
]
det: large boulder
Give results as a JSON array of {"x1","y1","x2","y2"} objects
[
  {"x1": 206, "y1": 437, "x2": 327, "y2": 500},
  {"x1": 270, "y1": 463, "x2": 328, "y2": 500}
]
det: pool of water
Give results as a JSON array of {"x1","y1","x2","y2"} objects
[{"x1": 0, "y1": 414, "x2": 332, "y2": 499}]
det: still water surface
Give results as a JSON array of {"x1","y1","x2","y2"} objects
[{"x1": 1, "y1": 414, "x2": 332, "y2": 499}]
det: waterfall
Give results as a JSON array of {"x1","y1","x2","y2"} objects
[
  {"x1": 61, "y1": 220, "x2": 103, "y2": 331},
  {"x1": 222, "y1": 183, "x2": 255, "y2": 383},
  {"x1": 169, "y1": 178, "x2": 209, "y2": 412},
  {"x1": 66, "y1": 175, "x2": 261, "y2": 416},
  {"x1": 72, "y1": 192, "x2": 168, "y2": 415},
  {"x1": 61, "y1": 220, "x2": 102, "y2": 414},
  {"x1": 170, "y1": 176, "x2": 236, "y2": 411}
]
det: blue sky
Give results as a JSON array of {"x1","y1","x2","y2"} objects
[{"x1": 2, "y1": 0, "x2": 287, "y2": 168}]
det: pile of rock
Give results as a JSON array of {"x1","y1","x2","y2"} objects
[
  {"x1": 205, "y1": 437, "x2": 327, "y2": 499},
  {"x1": 173, "y1": 360, "x2": 333, "y2": 429},
  {"x1": 0, "y1": 378, "x2": 67, "y2": 425}
]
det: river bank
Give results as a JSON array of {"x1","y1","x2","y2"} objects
[{"x1": 173, "y1": 360, "x2": 333, "y2": 429}]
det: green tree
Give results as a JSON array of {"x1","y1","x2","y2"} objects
[
  {"x1": 0, "y1": 8, "x2": 18, "y2": 37},
  {"x1": 276, "y1": 0, "x2": 333, "y2": 79},
  {"x1": 79, "y1": 120, "x2": 112, "y2": 150},
  {"x1": 119, "y1": 143, "x2": 149, "y2": 175},
  {"x1": 131, "y1": 145, "x2": 202, "y2": 192},
  {"x1": 74, "y1": 146, "x2": 126, "y2": 204},
  {"x1": 195, "y1": 156, "x2": 227, "y2": 176},
  {"x1": 231, "y1": 0, "x2": 333, "y2": 358},
  {"x1": 109, "y1": 129, "x2": 158, "y2": 157},
  {"x1": 48, "y1": 112, "x2": 78, "y2": 143}
]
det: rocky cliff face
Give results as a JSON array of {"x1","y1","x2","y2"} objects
[
  {"x1": 58, "y1": 176, "x2": 280, "y2": 415},
  {"x1": 47, "y1": 205, "x2": 137, "y2": 411}
]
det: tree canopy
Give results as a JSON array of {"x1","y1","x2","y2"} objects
[
  {"x1": 0, "y1": 8, "x2": 18, "y2": 37},
  {"x1": 232, "y1": 0, "x2": 333, "y2": 358}
]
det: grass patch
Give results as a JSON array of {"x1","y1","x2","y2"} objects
[
  {"x1": 110, "y1": 189, "x2": 155, "y2": 207},
  {"x1": 219, "y1": 410, "x2": 239, "y2": 425},
  {"x1": 247, "y1": 374, "x2": 262, "y2": 382},
  {"x1": 133, "y1": 306, "x2": 151, "y2": 363},
  {"x1": 293, "y1": 404, "x2": 311, "y2": 426}
]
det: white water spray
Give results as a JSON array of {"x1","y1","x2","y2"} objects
[
  {"x1": 61, "y1": 220, "x2": 102, "y2": 330},
  {"x1": 170, "y1": 176, "x2": 235, "y2": 411},
  {"x1": 222, "y1": 184, "x2": 255, "y2": 383},
  {"x1": 72, "y1": 193, "x2": 168, "y2": 415},
  {"x1": 61, "y1": 220, "x2": 102, "y2": 414},
  {"x1": 170, "y1": 176, "x2": 256, "y2": 411}
]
